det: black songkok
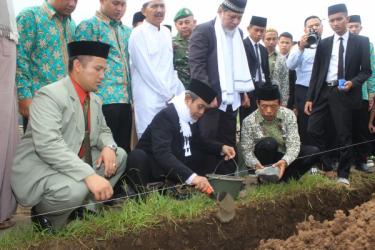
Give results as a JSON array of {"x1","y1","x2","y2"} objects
[
  {"x1": 132, "y1": 11, "x2": 145, "y2": 26},
  {"x1": 222, "y1": 0, "x2": 247, "y2": 14},
  {"x1": 328, "y1": 3, "x2": 348, "y2": 16},
  {"x1": 68, "y1": 41, "x2": 110, "y2": 59},
  {"x1": 250, "y1": 16, "x2": 267, "y2": 27},
  {"x1": 257, "y1": 84, "x2": 281, "y2": 101},
  {"x1": 188, "y1": 79, "x2": 217, "y2": 104},
  {"x1": 349, "y1": 15, "x2": 361, "y2": 24}
]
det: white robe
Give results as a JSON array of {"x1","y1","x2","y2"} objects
[{"x1": 129, "y1": 20, "x2": 184, "y2": 137}]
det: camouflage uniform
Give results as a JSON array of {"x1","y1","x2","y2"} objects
[
  {"x1": 173, "y1": 33, "x2": 190, "y2": 88},
  {"x1": 240, "y1": 107, "x2": 301, "y2": 168}
]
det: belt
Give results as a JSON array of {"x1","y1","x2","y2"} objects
[{"x1": 326, "y1": 80, "x2": 338, "y2": 87}]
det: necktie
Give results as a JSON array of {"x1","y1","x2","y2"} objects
[
  {"x1": 337, "y1": 37, "x2": 344, "y2": 80},
  {"x1": 82, "y1": 96, "x2": 92, "y2": 166},
  {"x1": 254, "y1": 43, "x2": 263, "y2": 83}
]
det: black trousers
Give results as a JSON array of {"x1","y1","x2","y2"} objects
[
  {"x1": 353, "y1": 100, "x2": 372, "y2": 165},
  {"x1": 125, "y1": 149, "x2": 202, "y2": 192},
  {"x1": 197, "y1": 106, "x2": 237, "y2": 175},
  {"x1": 254, "y1": 137, "x2": 319, "y2": 182},
  {"x1": 102, "y1": 103, "x2": 132, "y2": 153},
  {"x1": 308, "y1": 85, "x2": 357, "y2": 178},
  {"x1": 294, "y1": 85, "x2": 311, "y2": 145}
]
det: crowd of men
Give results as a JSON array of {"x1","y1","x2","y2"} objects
[{"x1": 1, "y1": 0, "x2": 374, "y2": 232}]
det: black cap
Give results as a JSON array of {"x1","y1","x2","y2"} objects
[
  {"x1": 256, "y1": 84, "x2": 280, "y2": 101},
  {"x1": 222, "y1": 0, "x2": 247, "y2": 14},
  {"x1": 132, "y1": 11, "x2": 145, "y2": 26},
  {"x1": 68, "y1": 41, "x2": 110, "y2": 59},
  {"x1": 349, "y1": 15, "x2": 361, "y2": 24},
  {"x1": 188, "y1": 79, "x2": 217, "y2": 104},
  {"x1": 250, "y1": 16, "x2": 267, "y2": 27},
  {"x1": 328, "y1": 3, "x2": 347, "y2": 16}
]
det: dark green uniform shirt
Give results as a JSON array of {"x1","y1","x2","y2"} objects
[{"x1": 173, "y1": 33, "x2": 190, "y2": 88}]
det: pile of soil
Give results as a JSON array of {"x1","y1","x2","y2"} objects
[
  {"x1": 259, "y1": 195, "x2": 375, "y2": 250},
  {"x1": 35, "y1": 174, "x2": 375, "y2": 250}
]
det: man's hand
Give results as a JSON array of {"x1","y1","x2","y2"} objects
[
  {"x1": 222, "y1": 145, "x2": 236, "y2": 160},
  {"x1": 274, "y1": 160, "x2": 287, "y2": 179},
  {"x1": 255, "y1": 162, "x2": 264, "y2": 170},
  {"x1": 96, "y1": 146, "x2": 117, "y2": 178},
  {"x1": 241, "y1": 93, "x2": 251, "y2": 108},
  {"x1": 18, "y1": 99, "x2": 32, "y2": 118},
  {"x1": 84, "y1": 174, "x2": 113, "y2": 201},
  {"x1": 298, "y1": 34, "x2": 308, "y2": 51},
  {"x1": 191, "y1": 176, "x2": 214, "y2": 194},
  {"x1": 304, "y1": 101, "x2": 313, "y2": 115},
  {"x1": 340, "y1": 81, "x2": 353, "y2": 92}
]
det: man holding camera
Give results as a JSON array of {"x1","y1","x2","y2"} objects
[
  {"x1": 286, "y1": 16, "x2": 323, "y2": 146},
  {"x1": 304, "y1": 4, "x2": 371, "y2": 186}
]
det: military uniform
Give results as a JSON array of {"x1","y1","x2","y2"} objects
[{"x1": 173, "y1": 33, "x2": 190, "y2": 88}]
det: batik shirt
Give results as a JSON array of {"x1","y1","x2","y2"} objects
[
  {"x1": 362, "y1": 42, "x2": 375, "y2": 101},
  {"x1": 16, "y1": 1, "x2": 75, "y2": 100},
  {"x1": 75, "y1": 11, "x2": 132, "y2": 105},
  {"x1": 173, "y1": 33, "x2": 190, "y2": 88},
  {"x1": 272, "y1": 54, "x2": 290, "y2": 106},
  {"x1": 240, "y1": 107, "x2": 300, "y2": 168}
]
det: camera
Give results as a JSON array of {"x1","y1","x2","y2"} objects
[{"x1": 305, "y1": 29, "x2": 319, "y2": 48}]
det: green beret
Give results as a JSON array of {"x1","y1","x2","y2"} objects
[{"x1": 174, "y1": 8, "x2": 193, "y2": 22}]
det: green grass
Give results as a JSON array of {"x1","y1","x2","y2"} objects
[{"x1": 0, "y1": 172, "x2": 373, "y2": 249}]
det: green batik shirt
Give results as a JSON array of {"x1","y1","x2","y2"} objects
[
  {"x1": 362, "y1": 42, "x2": 375, "y2": 100},
  {"x1": 240, "y1": 107, "x2": 301, "y2": 168},
  {"x1": 75, "y1": 11, "x2": 132, "y2": 105},
  {"x1": 16, "y1": 1, "x2": 75, "y2": 100},
  {"x1": 173, "y1": 33, "x2": 190, "y2": 88}
]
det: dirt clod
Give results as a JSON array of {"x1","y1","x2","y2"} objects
[{"x1": 259, "y1": 196, "x2": 375, "y2": 250}]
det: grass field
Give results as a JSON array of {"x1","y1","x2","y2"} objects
[{"x1": 1, "y1": 171, "x2": 374, "y2": 249}]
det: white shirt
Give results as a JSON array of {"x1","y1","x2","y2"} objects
[
  {"x1": 129, "y1": 20, "x2": 184, "y2": 137},
  {"x1": 249, "y1": 37, "x2": 265, "y2": 82},
  {"x1": 286, "y1": 44, "x2": 317, "y2": 87},
  {"x1": 326, "y1": 31, "x2": 349, "y2": 82}
]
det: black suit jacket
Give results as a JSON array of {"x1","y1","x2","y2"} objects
[
  {"x1": 136, "y1": 105, "x2": 223, "y2": 181},
  {"x1": 243, "y1": 37, "x2": 271, "y2": 84},
  {"x1": 189, "y1": 19, "x2": 244, "y2": 104},
  {"x1": 307, "y1": 33, "x2": 371, "y2": 108}
]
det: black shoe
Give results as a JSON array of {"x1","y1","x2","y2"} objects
[
  {"x1": 105, "y1": 183, "x2": 142, "y2": 206},
  {"x1": 31, "y1": 206, "x2": 54, "y2": 233},
  {"x1": 68, "y1": 207, "x2": 98, "y2": 221},
  {"x1": 355, "y1": 163, "x2": 375, "y2": 173}
]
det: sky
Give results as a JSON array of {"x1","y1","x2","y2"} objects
[{"x1": 12, "y1": 0, "x2": 374, "y2": 42}]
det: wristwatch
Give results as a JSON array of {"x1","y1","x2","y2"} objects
[{"x1": 106, "y1": 144, "x2": 118, "y2": 153}]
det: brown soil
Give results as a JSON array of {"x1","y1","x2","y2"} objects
[
  {"x1": 258, "y1": 195, "x2": 375, "y2": 250},
  {"x1": 35, "y1": 173, "x2": 375, "y2": 250}
]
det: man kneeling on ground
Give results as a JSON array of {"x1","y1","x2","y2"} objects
[
  {"x1": 11, "y1": 41, "x2": 127, "y2": 231},
  {"x1": 241, "y1": 84, "x2": 318, "y2": 182},
  {"x1": 126, "y1": 79, "x2": 236, "y2": 194}
]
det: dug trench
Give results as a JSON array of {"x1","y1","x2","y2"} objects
[{"x1": 36, "y1": 173, "x2": 375, "y2": 250}]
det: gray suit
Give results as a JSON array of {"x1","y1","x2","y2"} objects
[{"x1": 11, "y1": 77, "x2": 127, "y2": 229}]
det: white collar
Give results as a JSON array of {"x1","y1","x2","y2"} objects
[{"x1": 334, "y1": 30, "x2": 349, "y2": 42}]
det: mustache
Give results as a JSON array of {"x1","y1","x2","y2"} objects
[{"x1": 154, "y1": 12, "x2": 164, "y2": 17}]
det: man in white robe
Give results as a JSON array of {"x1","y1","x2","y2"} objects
[{"x1": 129, "y1": 0, "x2": 184, "y2": 138}]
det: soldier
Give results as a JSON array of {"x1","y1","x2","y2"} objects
[{"x1": 173, "y1": 8, "x2": 196, "y2": 88}]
